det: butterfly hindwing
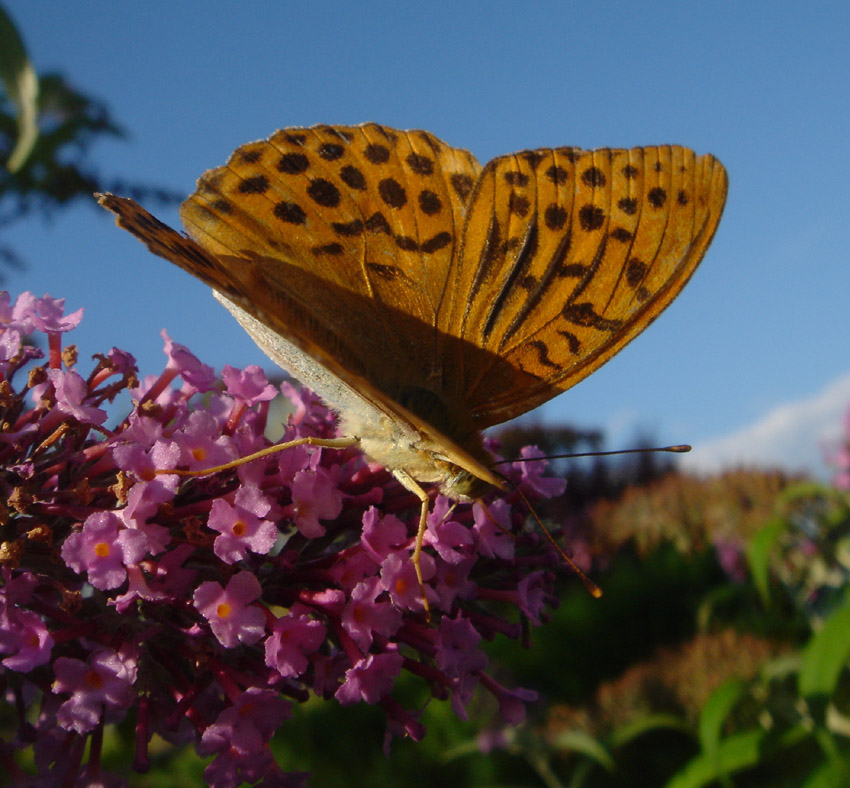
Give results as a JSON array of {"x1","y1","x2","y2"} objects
[{"x1": 441, "y1": 145, "x2": 728, "y2": 429}]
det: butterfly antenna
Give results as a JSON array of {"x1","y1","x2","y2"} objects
[
  {"x1": 491, "y1": 444, "x2": 691, "y2": 465},
  {"x1": 487, "y1": 444, "x2": 689, "y2": 596},
  {"x1": 492, "y1": 469, "x2": 602, "y2": 599}
]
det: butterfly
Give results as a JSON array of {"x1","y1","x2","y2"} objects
[{"x1": 98, "y1": 123, "x2": 727, "y2": 606}]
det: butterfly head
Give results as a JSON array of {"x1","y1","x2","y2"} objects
[
  {"x1": 437, "y1": 463, "x2": 498, "y2": 501},
  {"x1": 394, "y1": 384, "x2": 502, "y2": 495}
]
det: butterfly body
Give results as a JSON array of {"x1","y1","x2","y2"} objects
[{"x1": 213, "y1": 288, "x2": 499, "y2": 500}]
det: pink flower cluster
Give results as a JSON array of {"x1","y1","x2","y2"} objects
[{"x1": 0, "y1": 291, "x2": 569, "y2": 787}]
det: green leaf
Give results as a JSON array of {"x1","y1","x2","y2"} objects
[
  {"x1": 665, "y1": 729, "x2": 767, "y2": 788},
  {"x1": 0, "y1": 4, "x2": 39, "y2": 171},
  {"x1": 801, "y1": 757, "x2": 850, "y2": 788},
  {"x1": 800, "y1": 590, "x2": 850, "y2": 702},
  {"x1": 551, "y1": 730, "x2": 615, "y2": 771},
  {"x1": 747, "y1": 518, "x2": 786, "y2": 607},
  {"x1": 760, "y1": 652, "x2": 802, "y2": 682},
  {"x1": 698, "y1": 679, "x2": 747, "y2": 763},
  {"x1": 696, "y1": 584, "x2": 740, "y2": 632},
  {"x1": 608, "y1": 713, "x2": 691, "y2": 749}
]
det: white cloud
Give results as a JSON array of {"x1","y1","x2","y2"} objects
[{"x1": 681, "y1": 373, "x2": 850, "y2": 478}]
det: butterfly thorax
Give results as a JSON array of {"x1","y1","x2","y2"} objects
[{"x1": 342, "y1": 401, "x2": 496, "y2": 502}]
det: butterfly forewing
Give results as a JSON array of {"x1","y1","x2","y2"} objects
[
  {"x1": 442, "y1": 144, "x2": 727, "y2": 429},
  {"x1": 182, "y1": 126, "x2": 464, "y2": 308},
  {"x1": 173, "y1": 124, "x2": 484, "y2": 409}
]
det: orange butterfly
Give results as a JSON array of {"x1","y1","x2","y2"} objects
[{"x1": 98, "y1": 123, "x2": 727, "y2": 606}]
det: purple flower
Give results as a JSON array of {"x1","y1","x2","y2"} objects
[
  {"x1": 112, "y1": 433, "x2": 181, "y2": 482},
  {"x1": 0, "y1": 326, "x2": 22, "y2": 371},
  {"x1": 199, "y1": 689, "x2": 297, "y2": 788},
  {"x1": 473, "y1": 499, "x2": 515, "y2": 560},
  {"x1": 282, "y1": 380, "x2": 337, "y2": 435},
  {"x1": 479, "y1": 674, "x2": 538, "y2": 726},
  {"x1": 208, "y1": 485, "x2": 280, "y2": 563},
  {"x1": 200, "y1": 688, "x2": 291, "y2": 755},
  {"x1": 328, "y1": 549, "x2": 381, "y2": 590},
  {"x1": 516, "y1": 571, "x2": 549, "y2": 625},
  {"x1": 381, "y1": 551, "x2": 431, "y2": 612},
  {"x1": 0, "y1": 607, "x2": 54, "y2": 671},
  {"x1": 335, "y1": 652, "x2": 404, "y2": 705},
  {"x1": 0, "y1": 568, "x2": 39, "y2": 604},
  {"x1": 61, "y1": 511, "x2": 148, "y2": 590},
  {"x1": 28, "y1": 293, "x2": 84, "y2": 334},
  {"x1": 432, "y1": 556, "x2": 477, "y2": 611},
  {"x1": 113, "y1": 543, "x2": 199, "y2": 612},
  {"x1": 436, "y1": 614, "x2": 487, "y2": 675},
  {"x1": 265, "y1": 608, "x2": 327, "y2": 678},
  {"x1": 117, "y1": 480, "x2": 175, "y2": 553},
  {"x1": 425, "y1": 496, "x2": 475, "y2": 564},
  {"x1": 284, "y1": 460, "x2": 343, "y2": 538},
  {"x1": 172, "y1": 410, "x2": 239, "y2": 470},
  {"x1": 114, "y1": 412, "x2": 165, "y2": 450},
  {"x1": 222, "y1": 364, "x2": 277, "y2": 405},
  {"x1": 513, "y1": 445, "x2": 567, "y2": 498},
  {"x1": 360, "y1": 508, "x2": 409, "y2": 563},
  {"x1": 203, "y1": 748, "x2": 292, "y2": 788},
  {"x1": 0, "y1": 290, "x2": 18, "y2": 326},
  {"x1": 342, "y1": 577, "x2": 403, "y2": 652},
  {"x1": 103, "y1": 346, "x2": 138, "y2": 376},
  {"x1": 47, "y1": 368, "x2": 108, "y2": 425},
  {"x1": 435, "y1": 614, "x2": 488, "y2": 719},
  {"x1": 52, "y1": 647, "x2": 137, "y2": 733},
  {"x1": 194, "y1": 571, "x2": 266, "y2": 648},
  {"x1": 275, "y1": 440, "x2": 314, "y2": 484},
  {"x1": 161, "y1": 329, "x2": 217, "y2": 391}
]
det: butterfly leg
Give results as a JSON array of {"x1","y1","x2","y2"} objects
[{"x1": 392, "y1": 469, "x2": 431, "y2": 617}]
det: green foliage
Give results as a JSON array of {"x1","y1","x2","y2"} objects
[
  {"x1": 799, "y1": 590, "x2": 850, "y2": 705},
  {"x1": 0, "y1": 4, "x2": 182, "y2": 278},
  {"x1": 748, "y1": 517, "x2": 786, "y2": 607},
  {"x1": 0, "y1": 3, "x2": 38, "y2": 173},
  {"x1": 513, "y1": 472, "x2": 850, "y2": 788}
]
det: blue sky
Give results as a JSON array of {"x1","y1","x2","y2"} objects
[{"x1": 5, "y1": 1, "x2": 850, "y2": 476}]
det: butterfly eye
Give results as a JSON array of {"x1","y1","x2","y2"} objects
[{"x1": 442, "y1": 468, "x2": 493, "y2": 500}]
